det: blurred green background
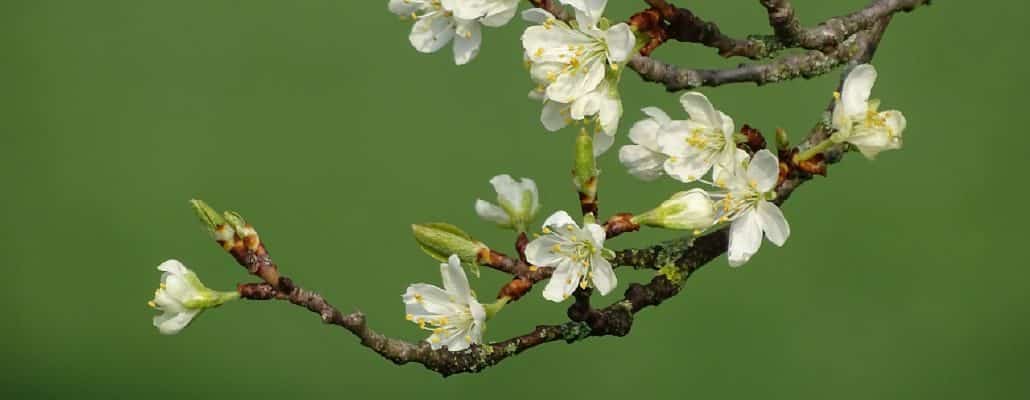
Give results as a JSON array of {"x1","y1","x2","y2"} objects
[{"x1": 2, "y1": 0, "x2": 1026, "y2": 398}]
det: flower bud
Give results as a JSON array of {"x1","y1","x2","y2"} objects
[
  {"x1": 411, "y1": 223, "x2": 489, "y2": 267},
  {"x1": 475, "y1": 175, "x2": 540, "y2": 232},
  {"x1": 634, "y1": 189, "x2": 716, "y2": 230}
]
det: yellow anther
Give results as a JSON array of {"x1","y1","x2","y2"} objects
[
  {"x1": 749, "y1": 179, "x2": 758, "y2": 188},
  {"x1": 405, "y1": 314, "x2": 414, "y2": 321},
  {"x1": 610, "y1": 63, "x2": 619, "y2": 71},
  {"x1": 147, "y1": 301, "x2": 156, "y2": 308},
  {"x1": 439, "y1": 317, "x2": 448, "y2": 325},
  {"x1": 833, "y1": 91, "x2": 841, "y2": 100},
  {"x1": 529, "y1": 266, "x2": 539, "y2": 272},
  {"x1": 431, "y1": 336, "x2": 441, "y2": 343},
  {"x1": 551, "y1": 244, "x2": 562, "y2": 252},
  {"x1": 535, "y1": 48, "x2": 544, "y2": 57},
  {"x1": 414, "y1": 293, "x2": 424, "y2": 303},
  {"x1": 159, "y1": 283, "x2": 166, "y2": 289},
  {"x1": 542, "y1": 227, "x2": 552, "y2": 234},
  {"x1": 692, "y1": 229, "x2": 702, "y2": 236}
]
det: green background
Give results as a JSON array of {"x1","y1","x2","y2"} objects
[{"x1": 3, "y1": 1, "x2": 1026, "y2": 398}]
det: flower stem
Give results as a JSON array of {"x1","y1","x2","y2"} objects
[
  {"x1": 794, "y1": 138, "x2": 835, "y2": 163},
  {"x1": 484, "y1": 297, "x2": 510, "y2": 320}
]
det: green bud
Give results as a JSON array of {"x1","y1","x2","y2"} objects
[
  {"x1": 411, "y1": 223, "x2": 489, "y2": 274},
  {"x1": 775, "y1": 128, "x2": 790, "y2": 151},
  {"x1": 573, "y1": 128, "x2": 597, "y2": 191},
  {"x1": 222, "y1": 211, "x2": 249, "y2": 235},
  {"x1": 190, "y1": 199, "x2": 225, "y2": 233}
]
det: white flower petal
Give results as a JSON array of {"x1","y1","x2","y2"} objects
[
  {"x1": 594, "y1": 131, "x2": 615, "y2": 156},
  {"x1": 619, "y1": 144, "x2": 666, "y2": 181},
  {"x1": 525, "y1": 235, "x2": 566, "y2": 267},
  {"x1": 842, "y1": 64, "x2": 877, "y2": 116},
  {"x1": 679, "y1": 92, "x2": 720, "y2": 127},
  {"x1": 542, "y1": 210, "x2": 577, "y2": 230},
  {"x1": 590, "y1": 254, "x2": 616, "y2": 295},
  {"x1": 440, "y1": 255, "x2": 473, "y2": 300},
  {"x1": 584, "y1": 223, "x2": 606, "y2": 248},
  {"x1": 543, "y1": 260, "x2": 580, "y2": 302},
  {"x1": 452, "y1": 20, "x2": 482, "y2": 65},
  {"x1": 475, "y1": 199, "x2": 511, "y2": 226},
  {"x1": 410, "y1": 13, "x2": 455, "y2": 54},
  {"x1": 541, "y1": 101, "x2": 570, "y2": 131},
  {"x1": 664, "y1": 155, "x2": 711, "y2": 183},
  {"x1": 605, "y1": 23, "x2": 635, "y2": 63},
  {"x1": 154, "y1": 310, "x2": 200, "y2": 335},
  {"x1": 522, "y1": 8, "x2": 554, "y2": 24},
  {"x1": 756, "y1": 201, "x2": 790, "y2": 247},
  {"x1": 747, "y1": 149, "x2": 780, "y2": 193},
  {"x1": 727, "y1": 209, "x2": 763, "y2": 267},
  {"x1": 640, "y1": 107, "x2": 671, "y2": 125},
  {"x1": 157, "y1": 259, "x2": 188, "y2": 275}
]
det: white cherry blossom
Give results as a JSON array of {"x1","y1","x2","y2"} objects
[
  {"x1": 403, "y1": 254, "x2": 487, "y2": 351},
  {"x1": 711, "y1": 150, "x2": 790, "y2": 267},
  {"x1": 389, "y1": 0, "x2": 519, "y2": 65},
  {"x1": 148, "y1": 259, "x2": 238, "y2": 335},
  {"x1": 657, "y1": 92, "x2": 739, "y2": 183},
  {"x1": 521, "y1": 7, "x2": 634, "y2": 103},
  {"x1": 525, "y1": 211, "x2": 615, "y2": 302},
  {"x1": 830, "y1": 64, "x2": 907, "y2": 159}
]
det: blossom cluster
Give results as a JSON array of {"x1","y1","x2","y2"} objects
[{"x1": 147, "y1": 0, "x2": 908, "y2": 349}]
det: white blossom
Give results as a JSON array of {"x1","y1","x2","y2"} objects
[
  {"x1": 403, "y1": 254, "x2": 487, "y2": 351},
  {"x1": 830, "y1": 64, "x2": 907, "y2": 159},
  {"x1": 657, "y1": 92, "x2": 739, "y2": 183},
  {"x1": 525, "y1": 211, "x2": 615, "y2": 302},
  {"x1": 148, "y1": 259, "x2": 238, "y2": 335},
  {"x1": 619, "y1": 107, "x2": 674, "y2": 181},
  {"x1": 389, "y1": 0, "x2": 519, "y2": 65},
  {"x1": 535, "y1": 79, "x2": 622, "y2": 154},
  {"x1": 521, "y1": 6, "x2": 634, "y2": 104},
  {"x1": 475, "y1": 174, "x2": 540, "y2": 231},
  {"x1": 711, "y1": 150, "x2": 790, "y2": 267}
]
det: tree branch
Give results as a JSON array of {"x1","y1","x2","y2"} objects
[{"x1": 205, "y1": 3, "x2": 908, "y2": 378}]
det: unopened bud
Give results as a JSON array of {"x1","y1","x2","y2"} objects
[
  {"x1": 633, "y1": 189, "x2": 716, "y2": 230},
  {"x1": 411, "y1": 223, "x2": 489, "y2": 268}
]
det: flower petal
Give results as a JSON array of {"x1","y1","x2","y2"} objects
[
  {"x1": 679, "y1": 92, "x2": 720, "y2": 127},
  {"x1": 756, "y1": 201, "x2": 790, "y2": 247},
  {"x1": 524, "y1": 235, "x2": 566, "y2": 267},
  {"x1": 747, "y1": 149, "x2": 780, "y2": 193},
  {"x1": 584, "y1": 223, "x2": 606, "y2": 248},
  {"x1": 605, "y1": 23, "x2": 634, "y2": 63},
  {"x1": 522, "y1": 8, "x2": 555, "y2": 24},
  {"x1": 619, "y1": 144, "x2": 666, "y2": 181},
  {"x1": 475, "y1": 199, "x2": 511, "y2": 226},
  {"x1": 452, "y1": 20, "x2": 482, "y2": 65},
  {"x1": 727, "y1": 209, "x2": 763, "y2": 267},
  {"x1": 593, "y1": 131, "x2": 615, "y2": 156},
  {"x1": 541, "y1": 101, "x2": 570, "y2": 131},
  {"x1": 590, "y1": 254, "x2": 616, "y2": 295},
  {"x1": 542, "y1": 210, "x2": 577, "y2": 230},
  {"x1": 842, "y1": 64, "x2": 877, "y2": 116},
  {"x1": 663, "y1": 155, "x2": 712, "y2": 183},
  {"x1": 542, "y1": 259, "x2": 582, "y2": 302},
  {"x1": 154, "y1": 309, "x2": 200, "y2": 335},
  {"x1": 410, "y1": 13, "x2": 455, "y2": 54},
  {"x1": 440, "y1": 255, "x2": 473, "y2": 300}
]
